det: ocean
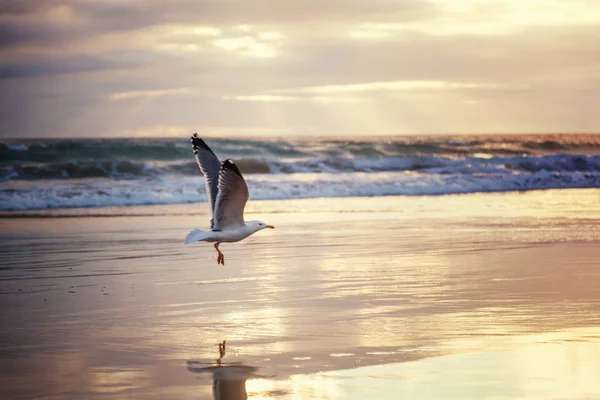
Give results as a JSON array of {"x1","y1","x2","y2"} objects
[{"x1": 1, "y1": 134, "x2": 600, "y2": 211}]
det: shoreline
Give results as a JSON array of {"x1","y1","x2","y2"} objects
[
  {"x1": 1, "y1": 187, "x2": 599, "y2": 216},
  {"x1": 2, "y1": 189, "x2": 600, "y2": 399}
]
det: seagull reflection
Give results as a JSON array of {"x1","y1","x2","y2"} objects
[{"x1": 187, "y1": 341, "x2": 260, "y2": 400}]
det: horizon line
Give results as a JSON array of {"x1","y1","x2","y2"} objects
[{"x1": 1, "y1": 132, "x2": 599, "y2": 141}]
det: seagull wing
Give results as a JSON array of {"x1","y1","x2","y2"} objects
[
  {"x1": 212, "y1": 159, "x2": 249, "y2": 231},
  {"x1": 190, "y1": 133, "x2": 221, "y2": 228}
]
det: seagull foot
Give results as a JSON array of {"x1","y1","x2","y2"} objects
[{"x1": 214, "y1": 243, "x2": 225, "y2": 266}]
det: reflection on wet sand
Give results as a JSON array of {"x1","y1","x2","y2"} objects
[
  {"x1": 187, "y1": 341, "x2": 260, "y2": 400},
  {"x1": 184, "y1": 328, "x2": 600, "y2": 400},
  {"x1": 3, "y1": 191, "x2": 600, "y2": 399}
]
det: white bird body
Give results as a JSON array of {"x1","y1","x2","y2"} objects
[
  {"x1": 185, "y1": 221, "x2": 270, "y2": 244},
  {"x1": 184, "y1": 134, "x2": 274, "y2": 265}
]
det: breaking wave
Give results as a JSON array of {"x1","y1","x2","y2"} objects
[
  {"x1": 2, "y1": 170, "x2": 600, "y2": 211},
  {"x1": 2, "y1": 134, "x2": 600, "y2": 211},
  {"x1": 3, "y1": 154, "x2": 600, "y2": 181}
]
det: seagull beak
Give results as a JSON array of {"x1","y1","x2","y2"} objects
[{"x1": 266, "y1": 225, "x2": 275, "y2": 229}]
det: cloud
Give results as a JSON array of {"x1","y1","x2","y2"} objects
[
  {"x1": 1, "y1": 0, "x2": 600, "y2": 137},
  {"x1": 0, "y1": 0, "x2": 432, "y2": 48},
  {"x1": 224, "y1": 95, "x2": 301, "y2": 102},
  {"x1": 0, "y1": 50, "x2": 161, "y2": 79},
  {"x1": 1, "y1": 58, "x2": 103, "y2": 79},
  {"x1": 0, "y1": 0, "x2": 36, "y2": 15},
  {"x1": 224, "y1": 95, "x2": 370, "y2": 104},
  {"x1": 281, "y1": 80, "x2": 510, "y2": 94},
  {"x1": 110, "y1": 88, "x2": 192, "y2": 101},
  {"x1": 348, "y1": 0, "x2": 600, "y2": 38}
]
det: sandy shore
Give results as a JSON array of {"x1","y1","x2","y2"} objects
[{"x1": 2, "y1": 189, "x2": 600, "y2": 399}]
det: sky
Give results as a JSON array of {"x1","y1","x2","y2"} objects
[{"x1": 1, "y1": 0, "x2": 600, "y2": 138}]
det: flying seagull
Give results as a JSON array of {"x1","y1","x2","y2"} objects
[{"x1": 184, "y1": 134, "x2": 274, "y2": 265}]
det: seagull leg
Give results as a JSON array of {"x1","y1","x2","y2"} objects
[{"x1": 214, "y1": 242, "x2": 225, "y2": 266}]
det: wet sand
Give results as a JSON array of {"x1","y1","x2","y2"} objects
[{"x1": 2, "y1": 189, "x2": 600, "y2": 399}]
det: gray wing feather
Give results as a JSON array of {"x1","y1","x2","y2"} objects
[
  {"x1": 213, "y1": 159, "x2": 249, "y2": 230},
  {"x1": 190, "y1": 133, "x2": 221, "y2": 228}
]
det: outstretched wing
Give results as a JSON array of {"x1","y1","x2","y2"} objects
[
  {"x1": 212, "y1": 159, "x2": 249, "y2": 230},
  {"x1": 190, "y1": 133, "x2": 221, "y2": 228}
]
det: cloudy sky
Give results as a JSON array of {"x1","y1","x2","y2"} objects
[{"x1": 1, "y1": 0, "x2": 599, "y2": 138}]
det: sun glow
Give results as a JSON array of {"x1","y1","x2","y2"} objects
[
  {"x1": 213, "y1": 29, "x2": 284, "y2": 58},
  {"x1": 349, "y1": 1, "x2": 600, "y2": 38},
  {"x1": 286, "y1": 80, "x2": 506, "y2": 94}
]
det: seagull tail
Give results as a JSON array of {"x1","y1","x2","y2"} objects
[{"x1": 184, "y1": 229, "x2": 213, "y2": 244}]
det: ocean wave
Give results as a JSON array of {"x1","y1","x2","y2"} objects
[
  {"x1": 0, "y1": 158, "x2": 272, "y2": 180},
  {"x1": 2, "y1": 170, "x2": 600, "y2": 211},
  {"x1": 3, "y1": 135, "x2": 600, "y2": 165},
  {"x1": 3, "y1": 135, "x2": 600, "y2": 211},
  {"x1": 3, "y1": 154, "x2": 600, "y2": 181},
  {"x1": 0, "y1": 138, "x2": 316, "y2": 164},
  {"x1": 6, "y1": 144, "x2": 29, "y2": 151}
]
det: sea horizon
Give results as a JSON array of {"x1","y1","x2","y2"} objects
[{"x1": 2, "y1": 131, "x2": 599, "y2": 141}]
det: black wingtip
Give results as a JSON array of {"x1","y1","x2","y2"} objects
[
  {"x1": 190, "y1": 133, "x2": 217, "y2": 156},
  {"x1": 221, "y1": 158, "x2": 244, "y2": 178}
]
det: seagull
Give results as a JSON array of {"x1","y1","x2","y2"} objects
[{"x1": 184, "y1": 134, "x2": 274, "y2": 265}]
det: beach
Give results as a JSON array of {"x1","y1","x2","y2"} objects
[
  {"x1": 4, "y1": 0, "x2": 600, "y2": 396},
  {"x1": 2, "y1": 189, "x2": 600, "y2": 399}
]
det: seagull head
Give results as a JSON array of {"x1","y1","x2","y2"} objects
[{"x1": 247, "y1": 220, "x2": 275, "y2": 232}]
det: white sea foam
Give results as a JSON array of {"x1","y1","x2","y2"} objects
[
  {"x1": 2, "y1": 170, "x2": 600, "y2": 211},
  {"x1": 6, "y1": 144, "x2": 29, "y2": 151}
]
